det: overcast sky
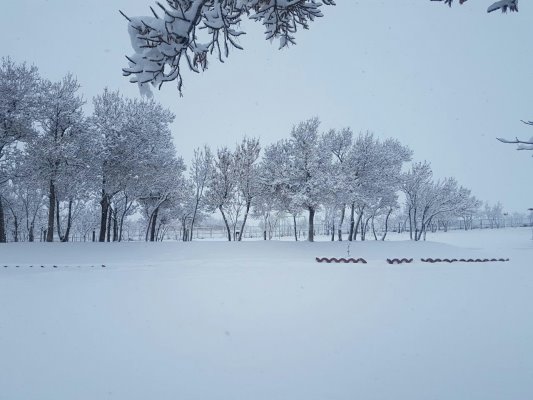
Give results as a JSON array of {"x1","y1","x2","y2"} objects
[{"x1": 2, "y1": 0, "x2": 532, "y2": 212}]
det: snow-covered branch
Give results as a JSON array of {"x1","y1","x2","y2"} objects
[
  {"x1": 431, "y1": 0, "x2": 518, "y2": 13},
  {"x1": 122, "y1": 0, "x2": 334, "y2": 95}
]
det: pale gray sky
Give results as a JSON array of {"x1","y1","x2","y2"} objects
[{"x1": 2, "y1": 0, "x2": 532, "y2": 212}]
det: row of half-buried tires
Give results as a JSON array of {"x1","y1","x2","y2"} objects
[{"x1": 315, "y1": 257, "x2": 509, "y2": 264}]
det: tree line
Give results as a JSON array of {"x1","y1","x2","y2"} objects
[{"x1": 1, "y1": 58, "x2": 503, "y2": 243}]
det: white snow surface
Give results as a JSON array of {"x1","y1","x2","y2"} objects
[{"x1": 1, "y1": 228, "x2": 532, "y2": 400}]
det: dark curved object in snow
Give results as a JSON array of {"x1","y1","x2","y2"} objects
[
  {"x1": 315, "y1": 257, "x2": 367, "y2": 264},
  {"x1": 421, "y1": 258, "x2": 509, "y2": 263},
  {"x1": 386, "y1": 258, "x2": 413, "y2": 264}
]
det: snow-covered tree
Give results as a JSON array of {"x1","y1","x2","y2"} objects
[
  {"x1": 455, "y1": 187, "x2": 482, "y2": 230},
  {"x1": 261, "y1": 118, "x2": 327, "y2": 242},
  {"x1": 205, "y1": 146, "x2": 237, "y2": 241},
  {"x1": 234, "y1": 137, "x2": 261, "y2": 241},
  {"x1": 402, "y1": 162, "x2": 480, "y2": 240},
  {"x1": 259, "y1": 138, "x2": 303, "y2": 240},
  {"x1": 352, "y1": 136, "x2": 411, "y2": 241},
  {"x1": 188, "y1": 145, "x2": 214, "y2": 240},
  {"x1": 485, "y1": 201, "x2": 504, "y2": 228},
  {"x1": 0, "y1": 58, "x2": 40, "y2": 181},
  {"x1": 90, "y1": 90, "x2": 177, "y2": 242},
  {"x1": 0, "y1": 58, "x2": 41, "y2": 242},
  {"x1": 337, "y1": 133, "x2": 411, "y2": 241},
  {"x1": 27, "y1": 74, "x2": 87, "y2": 242},
  {"x1": 138, "y1": 149, "x2": 187, "y2": 242},
  {"x1": 402, "y1": 161, "x2": 433, "y2": 240},
  {"x1": 321, "y1": 127, "x2": 353, "y2": 241}
]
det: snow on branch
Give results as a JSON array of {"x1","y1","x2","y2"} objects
[
  {"x1": 497, "y1": 119, "x2": 533, "y2": 151},
  {"x1": 497, "y1": 137, "x2": 533, "y2": 150},
  {"x1": 431, "y1": 0, "x2": 519, "y2": 13},
  {"x1": 122, "y1": 0, "x2": 335, "y2": 96},
  {"x1": 487, "y1": 0, "x2": 518, "y2": 13}
]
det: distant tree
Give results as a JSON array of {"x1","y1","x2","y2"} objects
[
  {"x1": 456, "y1": 188, "x2": 482, "y2": 230},
  {"x1": 402, "y1": 162, "x2": 480, "y2": 240},
  {"x1": 402, "y1": 161, "x2": 434, "y2": 241},
  {"x1": 485, "y1": 201, "x2": 504, "y2": 228}
]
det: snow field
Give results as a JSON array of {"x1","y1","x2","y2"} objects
[{"x1": 0, "y1": 228, "x2": 532, "y2": 400}]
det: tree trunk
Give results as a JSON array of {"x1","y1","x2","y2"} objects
[
  {"x1": 408, "y1": 208, "x2": 413, "y2": 240},
  {"x1": 372, "y1": 216, "x2": 377, "y2": 240},
  {"x1": 149, "y1": 207, "x2": 159, "y2": 242},
  {"x1": 189, "y1": 197, "x2": 201, "y2": 242},
  {"x1": 238, "y1": 200, "x2": 252, "y2": 241},
  {"x1": 219, "y1": 206, "x2": 232, "y2": 241},
  {"x1": 337, "y1": 205, "x2": 345, "y2": 241},
  {"x1": 0, "y1": 197, "x2": 6, "y2": 243},
  {"x1": 106, "y1": 205, "x2": 112, "y2": 242},
  {"x1": 293, "y1": 214, "x2": 298, "y2": 242},
  {"x1": 182, "y1": 222, "x2": 188, "y2": 242},
  {"x1": 362, "y1": 216, "x2": 371, "y2": 241},
  {"x1": 154, "y1": 218, "x2": 162, "y2": 242},
  {"x1": 61, "y1": 199, "x2": 73, "y2": 242},
  {"x1": 145, "y1": 213, "x2": 152, "y2": 242},
  {"x1": 56, "y1": 198, "x2": 63, "y2": 241},
  {"x1": 46, "y1": 180, "x2": 55, "y2": 242},
  {"x1": 112, "y1": 207, "x2": 118, "y2": 242},
  {"x1": 348, "y1": 203, "x2": 355, "y2": 241},
  {"x1": 413, "y1": 207, "x2": 419, "y2": 241},
  {"x1": 150, "y1": 207, "x2": 159, "y2": 242},
  {"x1": 381, "y1": 208, "x2": 393, "y2": 241},
  {"x1": 118, "y1": 198, "x2": 132, "y2": 243},
  {"x1": 99, "y1": 193, "x2": 108, "y2": 242},
  {"x1": 118, "y1": 212, "x2": 125, "y2": 242},
  {"x1": 28, "y1": 222, "x2": 35, "y2": 242},
  {"x1": 331, "y1": 221, "x2": 335, "y2": 241},
  {"x1": 353, "y1": 209, "x2": 363, "y2": 241},
  {"x1": 12, "y1": 215, "x2": 18, "y2": 242},
  {"x1": 308, "y1": 207, "x2": 315, "y2": 242}
]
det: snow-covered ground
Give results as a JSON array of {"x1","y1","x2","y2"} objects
[{"x1": 1, "y1": 228, "x2": 532, "y2": 400}]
